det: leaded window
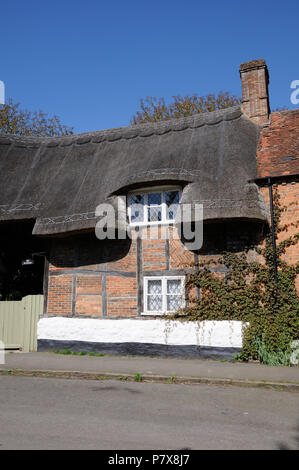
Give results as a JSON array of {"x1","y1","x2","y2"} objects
[
  {"x1": 143, "y1": 276, "x2": 185, "y2": 315},
  {"x1": 128, "y1": 188, "x2": 181, "y2": 225}
]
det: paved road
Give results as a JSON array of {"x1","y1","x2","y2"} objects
[{"x1": 0, "y1": 376, "x2": 298, "y2": 450}]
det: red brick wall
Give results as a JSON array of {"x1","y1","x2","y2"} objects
[
  {"x1": 76, "y1": 275, "x2": 102, "y2": 294},
  {"x1": 75, "y1": 275, "x2": 102, "y2": 317},
  {"x1": 169, "y1": 227, "x2": 195, "y2": 269},
  {"x1": 76, "y1": 295, "x2": 102, "y2": 317},
  {"x1": 47, "y1": 236, "x2": 135, "y2": 317},
  {"x1": 47, "y1": 274, "x2": 73, "y2": 316},
  {"x1": 257, "y1": 110, "x2": 299, "y2": 289},
  {"x1": 107, "y1": 239, "x2": 137, "y2": 272},
  {"x1": 143, "y1": 238, "x2": 167, "y2": 271},
  {"x1": 106, "y1": 276, "x2": 138, "y2": 317},
  {"x1": 257, "y1": 110, "x2": 299, "y2": 176},
  {"x1": 239, "y1": 60, "x2": 270, "y2": 125},
  {"x1": 259, "y1": 183, "x2": 299, "y2": 259}
]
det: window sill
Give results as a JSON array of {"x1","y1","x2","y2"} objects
[
  {"x1": 141, "y1": 312, "x2": 173, "y2": 316},
  {"x1": 129, "y1": 221, "x2": 175, "y2": 228}
]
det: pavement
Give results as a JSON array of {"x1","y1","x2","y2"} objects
[{"x1": 0, "y1": 351, "x2": 299, "y2": 391}]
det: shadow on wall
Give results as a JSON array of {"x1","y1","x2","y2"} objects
[
  {"x1": 50, "y1": 233, "x2": 132, "y2": 268},
  {"x1": 185, "y1": 220, "x2": 266, "y2": 256},
  {"x1": 49, "y1": 220, "x2": 267, "y2": 269}
]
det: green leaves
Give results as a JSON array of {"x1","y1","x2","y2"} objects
[
  {"x1": 170, "y1": 190, "x2": 299, "y2": 364},
  {"x1": 0, "y1": 98, "x2": 74, "y2": 137},
  {"x1": 131, "y1": 92, "x2": 241, "y2": 125}
]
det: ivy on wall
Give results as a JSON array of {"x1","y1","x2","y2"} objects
[{"x1": 171, "y1": 189, "x2": 299, "y2": 365}]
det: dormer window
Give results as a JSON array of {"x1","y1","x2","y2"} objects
[{"x1": 128, "y1": 187, "x2": 181, "y2": 226}]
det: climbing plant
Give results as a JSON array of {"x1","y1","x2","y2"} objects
[{"x1": 170, "y1": 189, "x2": 299, "y2": 365}]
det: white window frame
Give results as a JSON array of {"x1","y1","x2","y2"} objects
[
  {"x1": 142, "y1": 275, "x2": 185, "y2": 316},
  {"x1": 128, "y1": 186, "x2": 181, "y2": 227}
]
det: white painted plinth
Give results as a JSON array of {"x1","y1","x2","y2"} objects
[{"x1": 38, "y1": 317, "x2": 246, "y2": 349}]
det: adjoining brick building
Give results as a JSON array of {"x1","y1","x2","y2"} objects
[{"x1": 0, "y1": 59, "x2": 298, "y2": 357}]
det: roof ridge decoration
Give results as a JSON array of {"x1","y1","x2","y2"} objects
[{"x1": 0, "y1": 105, "x2": 242, "y2": 148}]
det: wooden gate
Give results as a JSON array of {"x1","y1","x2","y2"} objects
[{"x1": 0, "y1": 295, "x2": 43, "y2": 352}]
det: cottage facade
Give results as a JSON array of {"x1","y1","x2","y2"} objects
[{"x1": 0, "y1": 59, "x2": 298, "y2": 357}]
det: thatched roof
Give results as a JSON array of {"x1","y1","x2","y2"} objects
[{"x1": 0, "y1": 106, "x2": 268, "y2": 236}]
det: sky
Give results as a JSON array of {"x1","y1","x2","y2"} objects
[{"x1": 1, "y1": 0, "x2": 298, "y2": 134}]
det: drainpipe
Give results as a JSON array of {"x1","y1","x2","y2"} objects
[{"x1": 267, "y1": 178, "x2": 278, "y2": 283}]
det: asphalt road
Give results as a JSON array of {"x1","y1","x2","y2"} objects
[{"x1": 0, "y1": 376, "x2": 298, "y2": 450}]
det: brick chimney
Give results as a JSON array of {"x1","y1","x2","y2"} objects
[{"x1": 239, "y1": 59, "x2": 270, "y2": 125}]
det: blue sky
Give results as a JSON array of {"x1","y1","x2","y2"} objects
[{"x1": 1, "y1": 0, "x2": 298, "y2": 134}]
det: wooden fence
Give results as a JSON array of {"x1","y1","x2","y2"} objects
[{"x1": 0, "y1": 295, "x2": 44, "y2": 352}]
